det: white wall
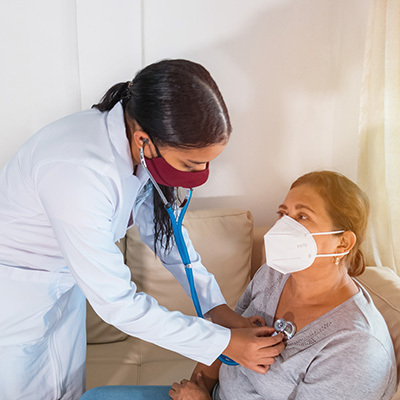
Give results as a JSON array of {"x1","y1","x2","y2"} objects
[
  {"x1": 0, "y1": 0, "x2": 370, "y2": 226},
  {"x1": 0, "y1": 0, "x2": 81, "y2": 164}
]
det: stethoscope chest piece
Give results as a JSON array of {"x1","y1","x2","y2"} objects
[{"x1": 273, "y1": 318, "x2": 296, "y2": 340}]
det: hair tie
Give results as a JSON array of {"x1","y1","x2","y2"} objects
[{"x1": 125, "y1": 80, "x2": 133, "y2": 99}]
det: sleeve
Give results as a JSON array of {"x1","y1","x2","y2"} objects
[
  {"x1": 36, "y1": 162, "x2": 230, "y2": 365},
  {"x1": 295, "y1": 332, "x2": 396, "y2": 400},
  {"x1": 134, "y1": 190, "x2": 227, "y2": 316}
]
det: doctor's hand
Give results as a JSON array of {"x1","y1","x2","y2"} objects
[
  {"x1": 244, "y1": 315, "x2": 267, "y2": 328},
  {"x1": 223, "y1": 326, "x2": 285, "y2": 374}
]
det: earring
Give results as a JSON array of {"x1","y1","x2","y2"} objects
[{"x1": 334, "y1": 256, "x2": 341, "y2": 265}]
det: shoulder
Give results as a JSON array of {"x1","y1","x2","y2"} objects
[
  {"x1": 253, "y1": 263, "x2": 286, "y2": 282},
  {"x1": 235, "y1": 264, "x2": 286, "y2": 314},
  {"x1": 27, "y1": 108, "x2": 115, "y2": 174},
  {"x1": 35, "y1": 162, "x2": 119, "y2": 223},
  {"x1": 34, "y1": 108, "x2": 105, "y2": 142},
  {"x1": 313, "y1": 289, "x2": 396, "y2": 379},
  {"x1": 250, "y1": 264, "x2": 287, "y2": 292},
  {"x1": 338, "y1": 282, "x2": 395, "y2": 356},
  {"x1": 289, "y1": 284, "x2": 395, "y2": 363},
  {"x1": 323, "y1": 328, "x2": 393, "y2": 359}
]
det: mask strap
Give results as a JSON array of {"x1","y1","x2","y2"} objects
[
  {"x1": 311, "y1": 230, "x2": 345, "y2": 236},
  {"x1": 154, "y1": 143, "x2": 162, "y2": 157},
  {"x1": 139, "y1": 146, "x2": 170, "y2": 207},
  {"x1": 312, "y1": 230, "x2": 350, "y2": 258},
  {"x1": 316, "y1": 250, "x2": 350, "y2": 258}
]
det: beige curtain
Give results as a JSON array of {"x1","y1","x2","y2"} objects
[{"x1": 358, "y1": 0, "x2": 400, "y2": 274}]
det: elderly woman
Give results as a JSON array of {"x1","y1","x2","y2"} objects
[{"x1": 170, "y1": 171, "x2": 397, "y2": 400}]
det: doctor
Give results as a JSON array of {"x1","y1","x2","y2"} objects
[{"x1": 0, "y1": 59, "x2": 284, "y2": 399}]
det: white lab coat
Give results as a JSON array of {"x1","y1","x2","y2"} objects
[{"x1": 0, "y1": 102, "x2": 230, "y2": 400}]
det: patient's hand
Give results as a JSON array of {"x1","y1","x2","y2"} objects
[
  {"x1": 170, "y1": 373, "x2": 211, "y2": 400},
  {"x1": 190, "y1": 360, "x2": 222, "y2": 394}
]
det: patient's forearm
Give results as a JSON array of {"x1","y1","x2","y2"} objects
[{"x1": 191, "y1": 360, "x2": 222, "y2": 394}]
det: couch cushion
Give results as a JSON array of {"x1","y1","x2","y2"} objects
[
  {"x1": 86, "y1": 304, "x2": 128, "y2": 344},
  {"x1": 86, "y1": 337, "x2": 196, "y2": 389},
  {"x1": 356, "y1": 266, "x2": 400, "y2": 384},
  {"x1": 86, "y1": 337, "x2": 141, "y2": 388}
]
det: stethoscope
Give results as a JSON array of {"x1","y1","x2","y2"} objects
[
  {"x1": 139, "y1": 146, "x2": 297, "y2": 366},
  {"x1": 139, "y1": 146, "x2": 238, "y2": 366},
  {"x1": 272, "y1": 319, "x2": 296, "y2": 340}
]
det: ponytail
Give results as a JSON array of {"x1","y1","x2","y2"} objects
[
  {"x1": 92, "y1": 82, "x2": 131, "y2": 112},
  {"x1": 347, "y1": 249, "x2": 366, "y2": 277}
]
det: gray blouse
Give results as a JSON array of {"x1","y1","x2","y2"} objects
[{"x1": 215, "y1": 265, "x2": 397, "y2": 400}]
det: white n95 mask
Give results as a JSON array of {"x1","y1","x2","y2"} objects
[{"x1": 264, "y1": 215, "x2": 350, "y2": 274}]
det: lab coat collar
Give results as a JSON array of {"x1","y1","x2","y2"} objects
[
  {"x1": 106, "y1": 102, "x2": 134, "y2": 179},
  {"x1": 106, "y1": 102, "x2": 150, "y2": 191}
]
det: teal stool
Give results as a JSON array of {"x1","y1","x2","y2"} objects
[{"x1": 80, "y1": 385, "x2": 171, "y2": 399}]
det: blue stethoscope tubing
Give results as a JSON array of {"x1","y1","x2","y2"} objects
[
  {"x1": 165, "y1": 191, "x2": 202, "y2": 316},
  {"x1": 139, "y1": 147, "x2": 237, "y2": 365},
  {"x1": 165, "y1": 191, "x2": 238, "y2": 366}
]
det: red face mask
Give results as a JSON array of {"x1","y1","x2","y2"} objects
[{"x1": 140, "y1": 147, "x2": 209, "y2": 188}]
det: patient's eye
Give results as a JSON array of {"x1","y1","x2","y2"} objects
[
  {"x1": 297, "y1": 213, "x2": 309, "y2": 221},
  {"x1": 277, "y1": 211, "x2": 286, "y2": 219}
]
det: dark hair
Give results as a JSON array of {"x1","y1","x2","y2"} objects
[
  {"x1": 93, "y1": 59, "x2": 232, "y2": 252},
  {"x1": 290, "y1": 171, "x2": 370, "y2": 277}
]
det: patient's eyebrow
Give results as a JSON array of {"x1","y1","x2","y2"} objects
[
  {"x1": 278, "y1": 204, "x2": 316, "y2": 214},
  {"x1": 296, "y1": 204, "x2": 316, "y2": 213}
]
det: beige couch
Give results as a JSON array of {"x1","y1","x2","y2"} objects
[{"x1": 86, "y1": 208, "x2": 400, "y2": 398}]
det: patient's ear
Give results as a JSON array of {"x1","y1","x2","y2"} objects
[{"x1": 336, "y1": 231, "x2": 357, "y2": 253}]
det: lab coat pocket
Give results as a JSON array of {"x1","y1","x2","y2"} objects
[{"x1": 0, "y1": 264, "x2": 64, "y2": 346}]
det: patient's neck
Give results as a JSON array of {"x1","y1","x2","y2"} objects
[{"x1": 287, "y1": 263, "x2": 358, "y2": 306}]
